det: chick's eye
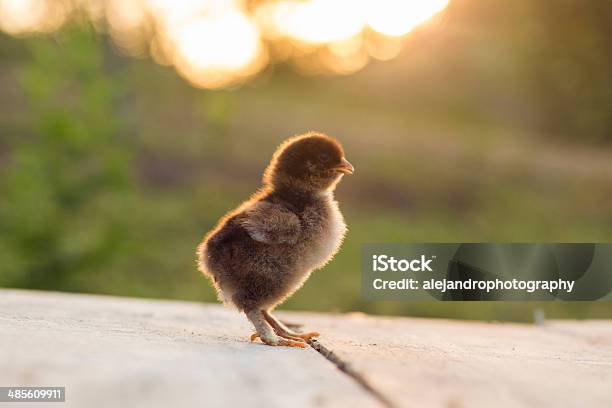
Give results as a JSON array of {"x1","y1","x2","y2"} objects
[{"x1": 318, "y1": 153, "x2": 330, "y2": 163}]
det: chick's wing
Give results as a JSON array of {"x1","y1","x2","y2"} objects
[{"x1": 239, "y1": 201, "x2": 301, "y2": 245}]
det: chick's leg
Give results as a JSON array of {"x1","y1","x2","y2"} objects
[
  {"x1": 245, "y1": 310, "x2": 305, "y2": 348},
  {"x1": 263, "y1": 310, "x2": 320, "y2": 341}
]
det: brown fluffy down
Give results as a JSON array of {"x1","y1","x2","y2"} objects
[{"x1": 195, "y1": 132, "x2": 352, "y2": 346}]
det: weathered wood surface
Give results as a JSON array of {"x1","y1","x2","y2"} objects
[
  {"x1": 288, "y1": 310, "x2": 612, "y2": 408},
  {"x1": 0, "y1": 290, "x2": 378, "y2": 408},
  {"x1": 1, "y1": 289, "x2": 611, "y2": 408}
]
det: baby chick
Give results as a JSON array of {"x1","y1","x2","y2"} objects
[{"x1": 197, "y1": 132, "x2": 354, "y2": 348}]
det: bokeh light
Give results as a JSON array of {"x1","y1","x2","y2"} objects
[
  {"x1": 0, "y1": 0, "x2": 450, "y2": 88},
  {"x1": 261, "y1": 0, "x2": 365, "y2": 44},
  {"x1": 157, "y1": 1, "x2": 267, "y2": 88},
  {"x1": 0, "y1": 0, "x2": 68, "y2": 35},
  {"x1": 365, "y1": 0, "x2": 449, "y2": 36}
]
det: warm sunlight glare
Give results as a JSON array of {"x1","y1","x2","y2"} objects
[
  {"x1": 0, "y1": 0, "x2": 450, "y2": 88},
  {"x1": 366, "y1": 0, "x2": 449, "y2": 37},
  {"x1": 0, "y1": 0, "x2": 67, "y2": 35},
  {"x1": 267, "y1": 0, "x2": 364, "y2": 44},
  {"x1": 169, "y1": 11, "x2": 265, "y2": 88}
]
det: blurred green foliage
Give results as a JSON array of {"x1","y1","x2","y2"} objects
[
  {"x1": 0, "y1": 26, "x2": 132, "y2": 290},
  {"x1": 1, "y1": 1, "x2": 611, "y2": 322}
]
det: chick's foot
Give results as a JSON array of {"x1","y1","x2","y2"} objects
[
  {"x1": 262, "y1": 310, "x2": 320, "y2": 341},
  {"x1": 266, "y1": 328, "x2": 307, "y2": 342},
  {"x1": 249, "y1": 332, "x2": 305, "y2": 348},
  {"x1": 293, "y1": 331, "x2": 320, "y2": 341}
]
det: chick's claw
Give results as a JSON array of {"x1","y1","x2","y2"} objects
[
  {"x1": 295, "y1": 331, "x2": 320, "y2": 340},
  {"x1": 277, "y1": 333, "x2": 307, "y2": 342},
  {"x1": 250, "y1": 331, "x2": 318, "y2": 343},
  {"x1": 277, "y1": 340, "x2": 307, "y2": 348},
  {"x1": 249, "y1": 333, "x2": 306, "y2": 348}
]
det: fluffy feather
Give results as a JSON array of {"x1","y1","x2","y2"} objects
[
  {"x1": 196, "y1": 132, "x2": 353, "y2": 314},
  {"x1": 238, "y1": 201, "x2": 301, "y2": 244}
]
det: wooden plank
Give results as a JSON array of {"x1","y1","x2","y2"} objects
[
  {"x1": 3, "y1": 289, "x2": 611, "y2": 408},
  {"x1": 0, "y1": 290, "x2": 380, "y2": 408},
  {"x1": 284, "y1": 311, "x2": 612, "y2": 408}
]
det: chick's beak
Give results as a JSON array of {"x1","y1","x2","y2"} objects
[{"x1": 335, "y1": 158, "x2": 354, "y2": 175}]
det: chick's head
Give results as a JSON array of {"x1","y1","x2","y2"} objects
[{"x1": 265, "y1": 132, "x2": 354, "y2": 192}]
